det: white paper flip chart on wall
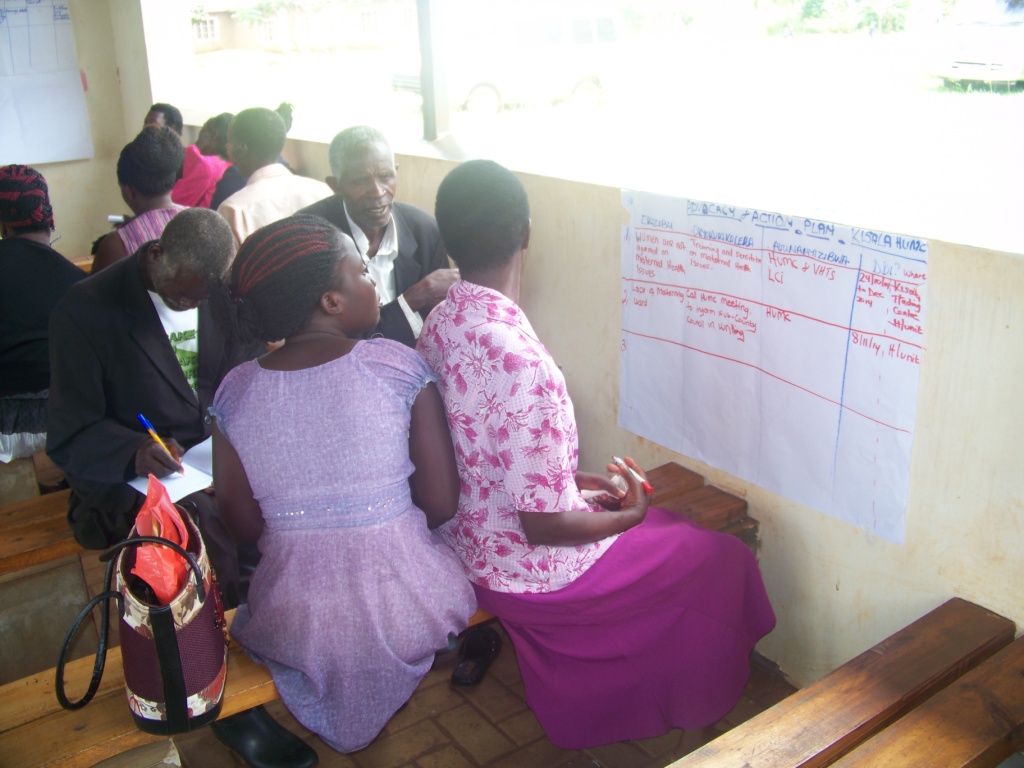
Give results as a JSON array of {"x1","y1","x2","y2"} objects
[
  {"x1": 619, "y1": 190, "x2": 928, "y2": 544},
  {"x1": 0, "y1": 1, "x2": 94, "y2": 165}
]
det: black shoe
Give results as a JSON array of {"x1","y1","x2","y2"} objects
[
  {"x1": 432, "y1": 632, "x2": 461, "y2": 670},
  {"x1": 452, "y1": 625, "x2": 502, "y2": 687},
  {"x1": 211, "y1": 705, "x2": 318, "y2": 768}
]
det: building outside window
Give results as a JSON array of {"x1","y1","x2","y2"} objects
[{"x1": 192, "y1": 16, "x2": 219, "y2": 42}]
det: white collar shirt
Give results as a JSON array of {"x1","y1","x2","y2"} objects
[{"x1": 344, "y1": 204, "x2": 424, "y2": 338}]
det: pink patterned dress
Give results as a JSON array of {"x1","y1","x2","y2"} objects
[{"x1": 419, "y1": 281, "x2": 776, "y2": 748}]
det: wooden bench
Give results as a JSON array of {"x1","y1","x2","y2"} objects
[
  {"x1": 830, "y1": 633, "x2": 1024, "y2": 768},
  {"x1": 0, "y1": 606, "x2": 495, "y2": 768},
  {"x1": 0, "y1": 489, "x2": 77, "y2": 577},
  {"x1": 0, "y1": 608, "x2": 278, "y2": 768},
  {"x1": 0, "y1": 461, "x2": 728, "y2": 577},
  {"x1": 0, "y1": 461, "x2": 755, "y2": 767},
  {"x1": 647, "y1": 461, "x2": 705, "y2": 504},
  {"x1": 668, "y1": 597, "x2": 1016, "y2": 768}
]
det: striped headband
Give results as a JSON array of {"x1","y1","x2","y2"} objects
[{"x1": 233, "y1": 215, "x2": 338, "y2": 298}]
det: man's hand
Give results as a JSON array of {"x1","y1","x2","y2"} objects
[
  {"x1": 134, "y1": 436, "x2": 184, "y2": 478},
  {"x1": 402, "y1": 268, "x2": 460, "y2": 314}
]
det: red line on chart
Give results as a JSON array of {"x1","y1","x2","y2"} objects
[
  {"x1": 623, "y1": 328, "x2": 912, "y2": 435},
  {"x1": 623, "y1": 278, "x2": 924, "y2": 351}
]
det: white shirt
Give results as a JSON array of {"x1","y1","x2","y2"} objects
[
  {"x1": 343, "y1": 204, "x2": 423, "y2": 338},
  {"x1": 148, "y1": 292, "x2": 199, "y2": 395}
]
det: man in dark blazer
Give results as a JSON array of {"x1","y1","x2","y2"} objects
[
  {"x1": 47, "y1": 208, "x2": 240, "y2": 560},
  {"x1": 298, "y1": 125, "x2": 457, "y2": 347},
  {"x1": 46, "y1": 208, "x2": 317, "y2": 768}
]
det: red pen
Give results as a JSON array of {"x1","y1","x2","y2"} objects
[{"x1": 613, "y1": 456, "x2": 654, "y2": 495}]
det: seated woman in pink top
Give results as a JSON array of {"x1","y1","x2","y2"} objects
[
  {"x1": 92, "y1": 126, "x2": 186, "y2": 273},
  {"x1": 417, "y1": 160, "x2": 776, "y2": 750}
]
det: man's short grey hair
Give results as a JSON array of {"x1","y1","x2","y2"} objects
[
  {"x1": 159, "y1": 208, "x2": 235, "y2": 284},
  {"x1": 328, "y1": 126, "x2": 391, "y2": 179}
]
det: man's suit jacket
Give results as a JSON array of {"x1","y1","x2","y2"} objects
[
  {"x1": 46, "y1": 248, "x2": 246, "y2": 547},
  {"x1": 297, "y1": 197, "x2": 448, "y2": 347}
]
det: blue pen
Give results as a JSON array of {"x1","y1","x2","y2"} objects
[{"x1": 136, "y1": 413, "x2": 182, "y2": 472}]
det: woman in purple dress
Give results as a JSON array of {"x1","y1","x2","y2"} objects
[
  {"x1": 417, "y1": 160, "x2": 776, "y2": 749},
  {"x1": 210, "y1": 214, "x2": 476, "y2": 752}
]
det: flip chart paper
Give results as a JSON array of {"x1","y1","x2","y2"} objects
[
  {"x1": 619, "y1": 190, "x2": 927, "y2": 544},
  {"x1": 0, "y1": 1, "x2": 94, "y2": 164}
]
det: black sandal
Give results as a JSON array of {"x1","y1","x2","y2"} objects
[{"x1": 451, "y1": 625, "x2": 502, "y2": 687}]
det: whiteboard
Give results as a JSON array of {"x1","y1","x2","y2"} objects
[
  {"x1": 0, "y1": 1, "x2": 94, "y2": 164},
  {"x1": 619, "y1": 191, "x2": 927, "y2": 544}
]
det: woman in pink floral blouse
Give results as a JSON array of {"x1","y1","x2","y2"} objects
[{"x1": 418, "y1": 160, "x2": 776, "y2": 750}]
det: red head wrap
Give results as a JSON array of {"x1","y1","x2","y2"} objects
[{"x1": 0, "y1": 164, "x2": 55, "y2": 231}]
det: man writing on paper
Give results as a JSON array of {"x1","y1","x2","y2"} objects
[
  {"x1": 46, "y1": 208, "x2": 241, "y2": 563},
  {"x1": 46, "y1": 208, "x2": 318, "y2": 768}
]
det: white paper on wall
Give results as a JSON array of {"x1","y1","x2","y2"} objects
[
  {"x1": 0, "y1": 1, "x2": 94, "y2": 165},
  {"x1": 619, "y1": 190, "x2": 927, "y2": 544}
]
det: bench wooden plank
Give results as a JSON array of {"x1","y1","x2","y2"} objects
[
  {"x1": 0, "y1": 462, "x2": 714, "y2": 767},
  {"x1": 831, "y1": 635, "x2": 1024, "y2": 768},
  {"x1": 648, "y1": 462, "x2": 705, "y2": 507},
  {"x1": 0, "y1": 490, "x2": 77, "y2": 576},
  {"x1": 0, "y1": 462, "x2": 703, "y2": 580},
  {"x1": 0, "y1": 608, "x2": 279, "y2": 768},
  {"x1": 717, "y1": 516, "x2": 760, "y2": 553},
  {"x1": 667, "y1": 598, "x2": 1016, "y2": 768},
  {"x1": 0, "y1": 604, "x2": 497, "y2": 768},
  {"x1": 658, "y1": 484, "x2": 748, "y2": 530}
]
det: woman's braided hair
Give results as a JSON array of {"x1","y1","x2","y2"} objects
[
  {"x1": 0, "y1": 164, "x2": 54, "y2": 233},
  {"x1": 214, "y1": 214, "x2": 345, "y2": 344}
]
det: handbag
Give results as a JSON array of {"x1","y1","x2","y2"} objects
[{"x1": 55, "y1": 509, "x2": 228, "y2": 735}]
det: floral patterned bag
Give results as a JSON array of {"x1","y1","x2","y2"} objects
[{"x1": 55, "y1": 509, "x2": 228, "y2": 735}]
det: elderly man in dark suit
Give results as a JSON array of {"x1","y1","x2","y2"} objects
[
  {"x1": 45, "y1": 207, "x2": 317, "y2": 768},
  {"x1": 47, "y1": 209, "x2": 243, "y2": 558},
  {"x1": 298, "y1": 125, "x2": 458, "y2": 347}
]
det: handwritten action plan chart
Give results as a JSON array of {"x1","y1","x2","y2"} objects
[
  {"x1": 619, "y1": 191, "x2": 927, "y2": 543},
  {"x1": 1, "y1": 0, "x2": 93, "y2": 163}
]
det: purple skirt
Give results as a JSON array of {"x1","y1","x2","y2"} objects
[{"x1": 474, "y1": 507, "x2": 776, "y2": 749}]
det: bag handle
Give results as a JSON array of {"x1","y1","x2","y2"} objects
[
  {"x1": 55, "y1": 553, "x2": 120, "y2": 710},
  {"x1": 55, "y1": 534, "x2": 206, "y2": 710},
  {"x1": 99, "y1": 535, "x2": 207, "y2": 603}
]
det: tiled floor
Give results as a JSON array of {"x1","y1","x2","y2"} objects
[{"x1": 171, "y1": 622, "x2": 795, "y2": 768}]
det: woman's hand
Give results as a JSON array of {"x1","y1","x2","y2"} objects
[
  {"x1": 575, "y1": 470, "x2": 626, "y2": 507},
  {"x1": 606, "y1": 456, "x2": 651, "y2": 513},
  {"x1": 519, "y1": 458, "x2": 650, "y2": 546}
]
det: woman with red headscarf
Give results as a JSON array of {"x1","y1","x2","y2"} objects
[{"x1": 0, "y1": 164, "x2": 85, "y2": 463}]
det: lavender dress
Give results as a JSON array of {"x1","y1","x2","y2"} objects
[{"x1": 211, "y1": 339, "x2": 476, "y2": 752}]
